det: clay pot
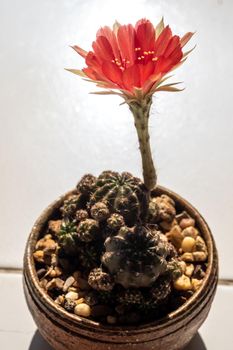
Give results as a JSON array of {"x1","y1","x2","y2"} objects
[{"x1": 23, "y1": 185, "x2": 218, "y2": 350}]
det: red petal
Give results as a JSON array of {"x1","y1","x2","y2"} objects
[
  {"x1": 117, "y1": 24, "x2": 136, "y2": 64},
  {"x1": 92, "y1": 36, "x2": 114, "y2": 62},
  {"x1": 71, "y1": 45, "x2": 88, "y2": 58},
  {"x1": 102, "y1": 61, "x2": 123, "y2": 87},
  {"x1": 154, "y1": 26, "x2": 172, "y2": 56},
  {"x1": 155, "y1": 46, "x2": 183, "y2": 74},
  {"x1": 97, "y1": 26, "x2": 121, "y2": 61},
  {"x1": 122, "y1": 64, "x2": 141, "y2": 91},
  {"x1": 85, "y1": 52, "x2": 108, "y2": 81},
  {"x1": 164, "y1": 35, "x2": 180, "y2": 58},
  {"x1": 135, "y1": 19, "x2": 156, "y2": 52},
  {"x1": 139, "y1": 61, "x2": 155, "y2": 85}
]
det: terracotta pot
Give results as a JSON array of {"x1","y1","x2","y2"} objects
[{"x1": 23, "y1": 185, "x2": 218, "y2": 350}]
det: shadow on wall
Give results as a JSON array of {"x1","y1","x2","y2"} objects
[{"x1": 29, "y1": 330, "x2": 207, "y2": 350}]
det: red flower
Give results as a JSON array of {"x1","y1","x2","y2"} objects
[{"x1": 68, "y1": 18, "x2": 194, "y2": 100}]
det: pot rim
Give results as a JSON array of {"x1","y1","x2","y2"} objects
[{"x1": 24, "y1": 185, "x2": 218, "y2": 334}]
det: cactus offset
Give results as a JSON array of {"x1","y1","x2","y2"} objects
[
  {"x1": 77, "y1": 218, "x2": 99, "y2": 242},
  {"x1": 90, "y1": 202, "x2": 110, "y2": 222},
  {"x1": 88, "y1": 267, "x2": 115, "y2": 291},
  {"x1": 88, "y1": 171, "x2": 147, "y2": 226},
  {"x1": 60, "y1": 194, "x2": 85, "y2": 220},
  {"x1": 57, "y1": 220, "x2": 78, "y2": 255},
  {"x1": 148, "y1": 194, "x2": 176, "y2": 224},
  {"x1": 78, "y1": 243, "x2": 101, "y2": 270},
  {"x1": 107, "y1": 213, "x2": 125, "y2": 233},
  {"x1": 77, "y1": 174, "x2": 96, "y2": 196},
  {"x1": 117, "y1": 288, "x2": 144, "y2": 306},
  {"x1": 102, "y1": 225, "x2": 170, "y2": 288},
  {"x1": 75, "y1": 209, "x2": 89, "y2": 222}
]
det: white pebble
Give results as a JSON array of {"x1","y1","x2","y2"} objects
[
  {"x1": 65, "y1": 291, "x2": 79, "y2": 301},
  {"x1": 182, "y1": 237, "x2": 196, "y2": 252},
  {"x1": 74, "y1": 303, "x2": 91, "y2": 317},
  {"x1": 63, "y1": 276, "x2": 75, "y2": 292}
]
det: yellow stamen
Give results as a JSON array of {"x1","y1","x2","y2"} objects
[
  {"x1": 144, "y1": 51, "x2": 148, "y2": 55},
  {"x1": 138, "y1": 57, "x2": 142, "y2": 60},
  {"x1": 152, "y1": 57, "x2": 158, "y2": 61}
]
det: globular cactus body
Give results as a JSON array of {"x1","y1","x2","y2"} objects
[
  {"x1": 102, "y1": 225, "x2": 169, "y2": 288},
  {"x1": 88, "y1": 171, "x2": 147, "y2": 226}
]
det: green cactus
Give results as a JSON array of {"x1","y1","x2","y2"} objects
[
  {"x1": 78, "y1": 243, "x2": 101, "y2": 270},
  {"x1": 88, "y1": 171, "x2": 147, "y2": 226},
  {"x1": 101, "y1": 225, "x2": 170, "y2": 288},
  {"x1": 57, "y1": 220, "x2": 78, "y2": 255}
]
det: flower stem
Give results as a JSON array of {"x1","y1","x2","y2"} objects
[{"x1": 129, "y1": 97, "x2": 157, "y2": 192}]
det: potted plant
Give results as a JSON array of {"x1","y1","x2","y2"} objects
[{"x1": 23, "y1": 18, "x2": 218, "y2": 350}]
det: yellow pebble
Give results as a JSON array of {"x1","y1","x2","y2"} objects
[
  {"x1": 193, "y1": 251, "x2": 207, "y2": 262},
  {"x1": 192, "y1": 278, "x2": 203, "y2": 291},
  {"x1": 182, "y1": 237, "x2": 196, "y2": 253},
  {"x1": 74, "y1": 303, "x2": 91, "y2": 317},
  {"x1": 76, "y1": 298, "x2": 85, "y2": 305},
  {"x1": 181, "y1": 252, "x2": 194, "y2": 262},
  {"x1": 174, "y1": 275, "x2": 192, "y2": 291},
  {"x1": 185, "y1": 264, "x2": 194, "y2": 277},
  {"x1": 33, "y1": 250, "x2": 44, "y2": 263}
]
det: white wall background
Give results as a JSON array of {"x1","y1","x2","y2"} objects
[{"x1": 0, "y1": 0, "x2": 232, "y2": 278}]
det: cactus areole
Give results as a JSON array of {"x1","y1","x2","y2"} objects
[{"x1": 67, "y1": 18, "x2": 194, "y2": 191}]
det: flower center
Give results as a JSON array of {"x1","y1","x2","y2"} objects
[{"x1": 111, "y1": 47, "x2": 158, "y2": 71}]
